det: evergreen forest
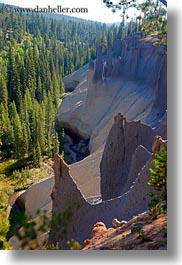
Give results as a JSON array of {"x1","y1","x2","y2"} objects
[{"x1": 0, "y1": 5, "x2": 116, "y2": 163}]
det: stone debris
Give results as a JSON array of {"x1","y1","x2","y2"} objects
[{"x1": 112, "y1": 218, "x2": 127, "y2": 228}]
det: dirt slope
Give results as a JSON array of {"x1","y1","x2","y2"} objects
[{"x1": 83, "y1": 211, "x2": 167, "y2": 250}]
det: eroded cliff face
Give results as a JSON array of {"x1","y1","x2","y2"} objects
[
  {"x1": 49, "y1": 105, "x2": 167, "y2": 249},
  {"x1": 58, "y1": 35, "x2": 167, "y2": 154},
  {"x1": 10, "y1": 36, "x2": 167, "y2": 249},
  {"x1": 100, "y1": 113, "x2": 154, "y2": 200},
  {"x1": 55, "y1": 34, "x2": 167, "y2": 211},
  {"x1": 48, "y1": 152, "x2": 153, "y2": 249}
]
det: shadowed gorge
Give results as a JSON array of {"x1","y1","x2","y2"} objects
[{"x1": 62, "y1": 128, "x2": 90, "y2": 164}]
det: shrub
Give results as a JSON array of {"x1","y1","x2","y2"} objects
[
  {"x1": 148, "y1": 144, "x2": 167, "y2": 219},
  {"x1": 0, "y1": 213, "x2": 12, "y2": 250}
]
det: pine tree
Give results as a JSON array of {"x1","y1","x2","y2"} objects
[
  {"x1": 148, "y1": 144, "x2": 167, "y2": 218},
  {"x1": 0, "y1": 103, "x2": 15, "y2": 158},
  {"x1": 22, "y1": 123, "x2": 29, "y2": 156},
  {"x1": 52, "y1": 73, "x2": 60, "y2": 108},
  {"x1": 0, "y1": 74, "x2": 8, "y2": 109},
  {"x1": 53, "y1": 132, "x2": 60, "y2": 154},
  {"x1": 10, "y1": 102, "x2": 24, "y2": 158},
  {"x1": 32, "y1": 100, "x2": 45, "y2": 156},
  {"x1": 36, "y1": 143, "x2": 42, "y2": 163},
  {"x1": 7, "y1": 48, "x2": 22, "y2": 110},
  {"x1": 47, "y1": 132, "x2": 52, "y2": 158},
  {"x1": 59, "y1": 76, "x2": 65, "y2": 97}
]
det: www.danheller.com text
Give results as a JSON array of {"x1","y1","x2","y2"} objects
[{"x1": 6, "y1": 5, "x2": 89, "y2": 14}]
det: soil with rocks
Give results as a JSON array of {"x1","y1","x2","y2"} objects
[{"x1": 83, "y1": 210, "x2": 167, "y2": 250}]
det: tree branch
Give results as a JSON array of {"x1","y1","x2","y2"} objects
[{"x1": 159, "y1": 0, "x2": 167, "y2": 7}]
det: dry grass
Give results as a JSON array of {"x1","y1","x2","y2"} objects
[{"x1": 0, "y1": 158, "x2": 53, "y2": 214}]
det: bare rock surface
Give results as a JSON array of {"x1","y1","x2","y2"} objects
[
  {"x1": 57, "y1": 35, "x2": 166, "y2": 207},
  {"x1": 17, "y1": 176, "x2": 54, "y2": 218},
  {"x1": 58, "y1": 35, "x2": 166, "y2": 154},
  {"x1": 63, "y1": 63, "x2": 89, "y2": 91},
  {"x1": 105, "y1": 43, "x2": 113, "y2": 78},
  {"x1": 122, "y1": 145, "x2": 152, "y2": 194},
  {"x1": 93, "y1": 45, "x2": 103, "y2": 83},
  {"x1": 100, "y1": 113, "x2": 154, "y2": 200},
  {"x1": 48, "y1": 154, "x2": 153, "y2": 249},
  {"x1": 70, "y1": 145, "x2": 104, "y2": 197}
]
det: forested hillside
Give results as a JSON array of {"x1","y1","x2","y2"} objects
[{"x1": 0, "y1": 5, "x2": 116, "y2": 163}]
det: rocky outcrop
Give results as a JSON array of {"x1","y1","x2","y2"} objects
[
  {"x1": 63, "y1": 63, "x2": 89, "y2": 91},
  {"x1": 58, "y1": 35, "x2": 167, "y2": 154},
  {"x1": 93, "y1": 45, "x2": 103, "y2": 83},
  {"x1": 83, "y1": 211, "x2": 167, "y2": 250},
  {"x1": 152, "y1": 135, "x2": 167, "y2": 153},
  {"x1": 104, "y1": 43, "x2": 113, "y2": 78},
  {"x1": 122, "y1": 145, "x2": 152, "y2": 195},
  {"x1": 70, "y1": 145, "x2": 104, "y2": 197},
  {"x1": 8, "y1": 176, "x2": 54, "y2": 250},
  {"x1": 48, "y1": 153, "x2": 153, "y2": 249},
  {"x1": 155, "y1": 111, "x2": 167, "y2": 139},
  {"x1": 100, "y1": 113, "x2": 154, "y2": 200},
  {"x1": 16, "y1": 176, "x2": 54, "y2": 218},
  {"x1": 86, "y1": 60, "x2": 95, "y2": 107},
  {"x1": 87, "y1": 60, "x2": 94, "y2": 90}
]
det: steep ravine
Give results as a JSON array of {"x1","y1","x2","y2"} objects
[
  {"x1": 8, "y1": 35, "x2": 167, "y2": 250},
  {"x1": 7, "y1": 129, "x2": 90, "y2": 242},
  {"x1": 58, "y1": 35, "x2": 167, "y2": 154},
  {"x1": 62, "y1": 128, "x2": 90, "y2": 164}
]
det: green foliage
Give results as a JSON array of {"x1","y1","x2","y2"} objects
[
  {"x1": 67, "y1": 239, "x2": 82, "y2": 250},
  {"x1": 0, "y1": 213, "x2": 12, "y2": 250},
  {"x1": 13, "y1": 163, "x2": 53, "y2": 191},
  {"x1": 0, "y1": 6, "x2": 113, "y2": 165},
  {"x1": 0, "y1": 185, "x2": 14, "y2": 209},
  {"x1": 138, "y1": 0, "x2": 167, "y2": 49},
  {"x1": 148, "y1": 144, "x2": 167, "y2": 219},
  {"x1": 132, "y1": 226, "x2": 146, "y2": 240},
  {"x1": 103, "y1": 0, "x2": 167, "y2": 49},
  {"x1": 11, "y1": 167, "x2": 31, "y2": 180},
  {"x1": 0, "y1": 158, "x2": 53, "y2": 230}
]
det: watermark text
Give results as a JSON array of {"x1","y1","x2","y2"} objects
[{"x1": 4, "y1": 5, "x2": 88, "y2": 14}]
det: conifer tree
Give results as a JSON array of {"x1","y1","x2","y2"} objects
[
  {"x1": 36, "y1": 143, "x2": 42, "y2": 163},
  {"x1": 32, "y1": 100, "x2": 46, "y2": 156},
  {"x1": 7, "y1": 48, "x2": 22, "y2": 110},
  {"x1": 148, "y1": 144, "x2": 167, "y2": 218},
  {"x1": 0, "y1": 74, "x2": 8, "y2": 109},
  {"x1": 53, "y1": 132, "x2": 60, "y2": 155},
  {"x1": 47, "y1": 132, "x2": 52, "y2": 158},
  {"x1": 0, "y1": 103, "x2": 15, "y2": 158},
  {"x1": 10, "y1": 102, "x2": 24, "y2": 158}
]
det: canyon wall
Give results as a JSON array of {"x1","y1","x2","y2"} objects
[
  {"x1": 10, "y1": 35, "x2": 167, "y2": 249},
  {"x1": 48, "y1": 153, "x2": 153, "y2": 249},
  {"x1": 58, "y1": 35, "x2": 167, "y2": 154},
  {"x1": 100, "y1": 113, "x2": 154, "y2": 200},
  {"x1": 58, "y1": 35, "x2": 167, "y2": 198},
  {"x1": 48, "y1": 35, "x2": 167, "y2": 248}
]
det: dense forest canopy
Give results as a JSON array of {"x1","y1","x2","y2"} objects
[{"x1": 0, "y1": 5, "x2": 115, "y2": 163}]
